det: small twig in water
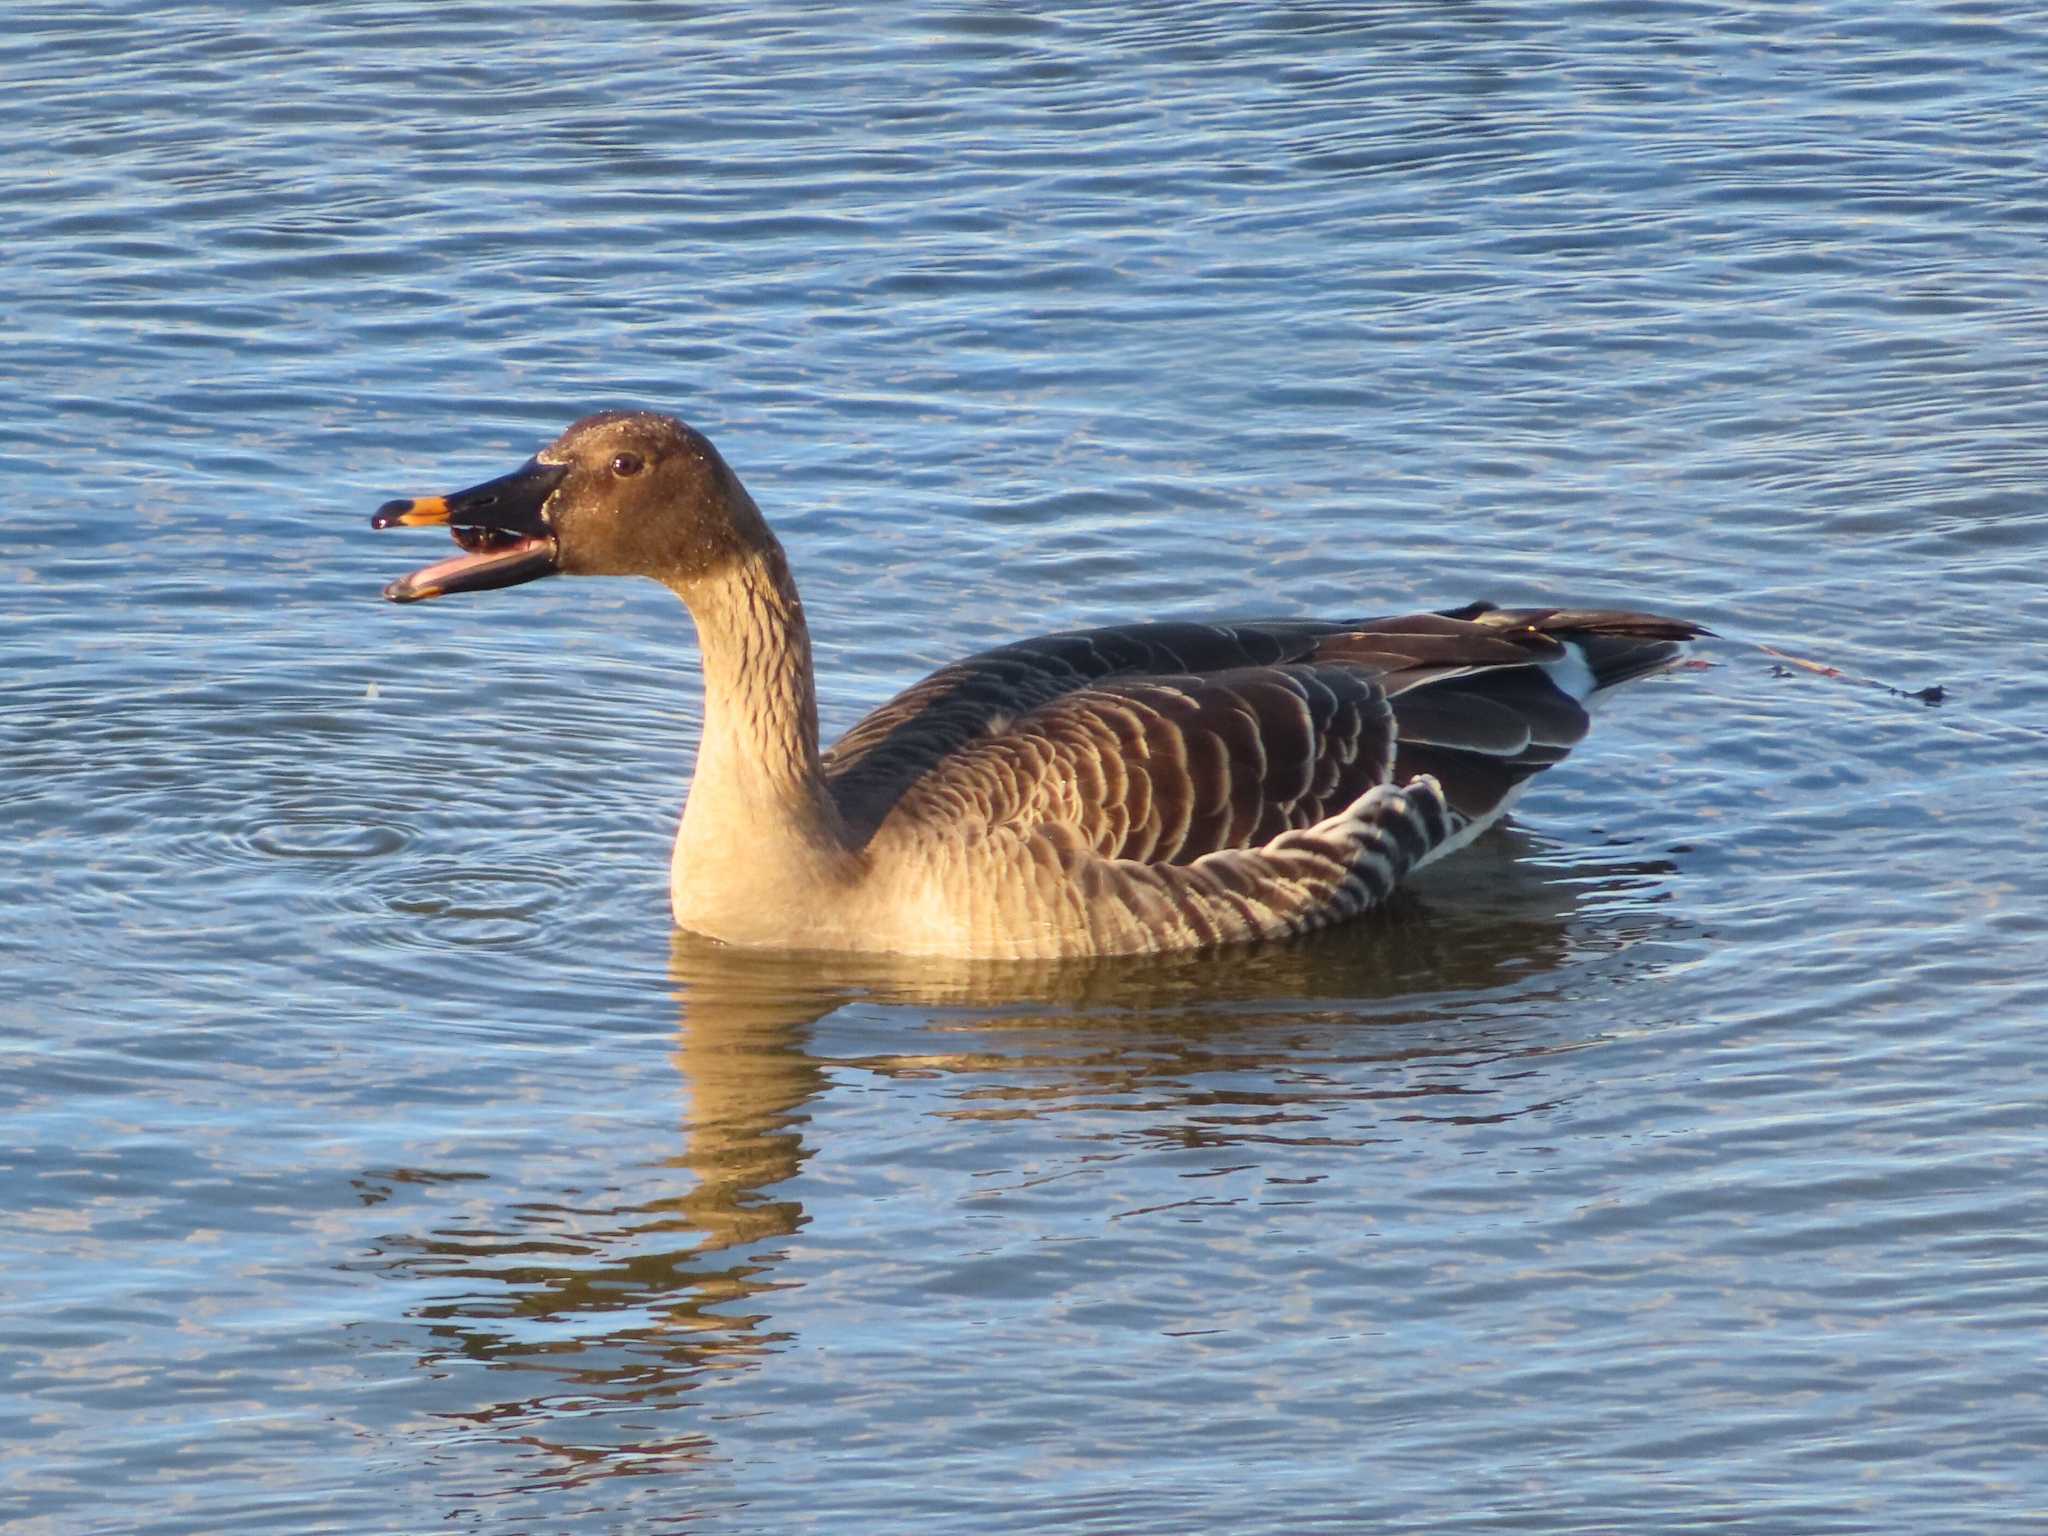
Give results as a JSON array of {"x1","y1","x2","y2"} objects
[{"x1": 1756, "y1": 643, "x2": 1946, "y2": 706}]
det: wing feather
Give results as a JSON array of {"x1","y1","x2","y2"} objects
[
  {"x1": 872, "y1": 663, "x2": 1398, "y2": 867},
  {"x1": 828, "y1": 608, "x2": 1707, "y2": 859}
]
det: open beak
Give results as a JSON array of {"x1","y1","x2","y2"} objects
[{"x1": 372, "y1": 457, "x2": 570, "y2": 603}]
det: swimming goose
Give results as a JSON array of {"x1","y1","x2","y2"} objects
[{"x1": 373, "y1": 410, "x2": 1704, "y2": 959}]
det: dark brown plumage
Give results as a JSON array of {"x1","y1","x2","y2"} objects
[{"x1": 825, "y1": 607, "x2": 1703, "y2": 858}]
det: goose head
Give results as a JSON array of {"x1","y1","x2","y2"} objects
[{"x1": 373, "y1": 409, "x2": 770, "y2": 603}]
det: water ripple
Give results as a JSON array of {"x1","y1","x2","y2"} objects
[{"x1": 5, "y1": 2, "x2": 2048, "y2": 1533}]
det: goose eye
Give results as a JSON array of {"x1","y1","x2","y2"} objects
[{"x1": 610, "y1": 452, "x2": 644, "y2": 477}]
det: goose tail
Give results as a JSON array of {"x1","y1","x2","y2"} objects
[{"x1": 1454, "y1": 603, "x2": 1711, "y2": 695}]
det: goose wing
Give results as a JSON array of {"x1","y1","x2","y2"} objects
[
  {"x1": 826, "y1": 607, "x2": 1703, "y2": 859},
  {"x1": 823, "y1": 620, "x2": 1340, "y2": 846},
  {"x1": 871, "y1": 659, "x2": 1402, "y2": 866},
  {"x1": 1360, "y1": 606, "x2": 1706, "y2": 826}
]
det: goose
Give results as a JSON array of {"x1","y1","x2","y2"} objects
[{"x1": 373, "y1": 410, "x2": 1705, "y2": 959}]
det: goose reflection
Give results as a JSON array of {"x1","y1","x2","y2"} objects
[
  {"x1": 366, "y1": 830, "x2": 1681, "y2": 1498},
  {"x1": 693, "y1": 830, "x2": 1684, "y2": 1141}
]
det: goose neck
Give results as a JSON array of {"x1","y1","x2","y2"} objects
[{"x1": 674, "y1": 544, "x2": 844, "y2": 849}]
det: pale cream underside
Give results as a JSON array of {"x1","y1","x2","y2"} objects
[{"x1": 671, "y1": 776, "x2": 1455, "y2": 960}]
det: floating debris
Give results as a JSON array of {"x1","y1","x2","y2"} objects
[{"x1": 1758, "y1": 643, "x2": 1946, "y2": 707}]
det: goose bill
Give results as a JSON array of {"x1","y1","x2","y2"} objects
[{"x1": 371, "y1": 457, "x2": 568, "y2": 603}]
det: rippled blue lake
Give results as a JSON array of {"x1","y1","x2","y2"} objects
[{"x1": 5, "y1": 3, "x2": 2047, "y2": 1532}]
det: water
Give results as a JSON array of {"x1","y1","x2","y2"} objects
[{"x1": 5, "y1": 2, "x2": 2047, "y2": 1531}]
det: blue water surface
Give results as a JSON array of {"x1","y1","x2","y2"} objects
[{"x1": 4, "y1": 4, "x2": 2046, "y2": 1532}]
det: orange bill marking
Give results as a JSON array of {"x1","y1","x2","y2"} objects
[{"x1": 386, "y1": 496, "x2": 452, "y2": 526}]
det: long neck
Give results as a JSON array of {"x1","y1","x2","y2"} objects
[{"x1": 672, "y1": 539, "x2": 847, "y2": 859}]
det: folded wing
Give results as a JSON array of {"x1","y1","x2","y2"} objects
[{"x1": 825, "y1": 605, "x2": 1704, "y2": 861}]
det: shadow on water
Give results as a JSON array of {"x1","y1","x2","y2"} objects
[{"x1": 353, "y1": 830, "x2": 1686, "y2": 1503}]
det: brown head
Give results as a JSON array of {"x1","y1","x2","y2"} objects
[{"x1": 372, "y1": 410, "x2": 771, "y2": 603}]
